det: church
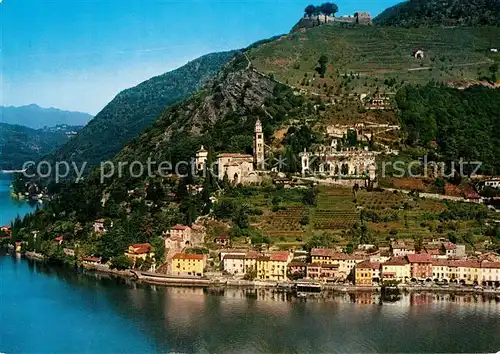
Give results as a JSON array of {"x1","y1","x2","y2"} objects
[{"x1": 195, "y1": 119, "x2": 265, "y2": 184}]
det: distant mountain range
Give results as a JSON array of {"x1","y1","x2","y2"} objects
[
  {"x1": 0, "y1": 104, "x2": 92, "y2": 130},
  {"x1": 0, "y1": 123, "x2": 83, "y2": 170}
]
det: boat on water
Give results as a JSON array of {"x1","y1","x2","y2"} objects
[{"x1": 295, "y1": 279, "x2": 322, "y2": 293}]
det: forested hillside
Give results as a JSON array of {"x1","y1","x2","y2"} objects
[
  {"x1": 47, "y1": 51, "x2": 237, "y2": 170},
  {"x1": 0, "y1": 124, "x2": 82, "y2": 170},
  {"x1": 396, "y1": 84, "x2": 500, "y2": 174},
  {"x1": 375, "y1": 0, "x2": 500, "y2": 27}
]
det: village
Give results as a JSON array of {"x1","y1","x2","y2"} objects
[
  {"x1": 5, "y1": 218, "x2": 499, "y2": 292},
  {"x1": 4, "y1": 116, "x2": 500, "y2": 292}
]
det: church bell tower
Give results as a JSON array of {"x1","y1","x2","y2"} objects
[{"x1": 254, "y1": 119, "x2": 265, "y2": 170}]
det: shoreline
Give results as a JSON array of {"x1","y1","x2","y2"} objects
[
  {"x1": 19, "y1": 252, "x2": 500, "y2": 296},
  {"x1": 86, "y1": 263, "x2": 500, "y2": 295}
]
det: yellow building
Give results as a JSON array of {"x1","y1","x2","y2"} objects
[
  {"x1": 381, "y1": 257, "x2": 410, "y2": 283},
  {"x1": 172, "y1": 253, "x2": 206, "y2": 277},
  {"x1": 256, "y1": 252, "x2": 290, "y2": 281},
  {"x1": 311, "y1": 248, "x2": 365, "y2": 280},
  {"x1": 125, "y1": 243, "x2": 156, "y2": 271},
  {"x1": 355, "y1": 261, "x2": 381, "y2": 286}
]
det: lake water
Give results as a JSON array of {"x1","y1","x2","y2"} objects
[
  {"x1": 1, "y1": 177, "x2": 500, "y2": 353},
  {"x1": 0, "y1": 176, "x2": 36, "y2": 225}
]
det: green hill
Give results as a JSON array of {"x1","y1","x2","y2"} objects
[
  {"x1": 248, "y1": 24, "x2": 500, "y2": 95},
  {"x1": 47, "y1": 51, "x2": 237, "y2": 170},
  {"x1": 0, "y1": 123, "x2": 82, "y2": 170},
  {"x1": 374, "y1": 0, "x2": 500, "y2": 28}
]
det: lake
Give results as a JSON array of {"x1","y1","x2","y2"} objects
[
  {"x1": 1, "y1": 177, "x2": 500, "y2": 353},
  {"x1": 1, "y1": 254, "x2": 500, "y2": 353},
  {"x1": 0, "y1": 176, "x2": 36, "y2": 226}
]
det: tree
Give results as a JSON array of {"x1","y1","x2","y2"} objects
[
  {"x1": 319, "y1": 2, "x2": 339, "y2": 17},
  {"x1": 304, "y1": 4, "x2": 317, "y2": 17},
  {"x1": 110, "y1": 255, "x2": 133, "y2": 270},
  {"x1": 316, "y1": 55, "x2": 329, "y2": 78}
]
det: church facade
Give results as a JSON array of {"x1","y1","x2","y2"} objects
[{"x1": 195, "y1": 119, "x2": 265, "y2": 185}]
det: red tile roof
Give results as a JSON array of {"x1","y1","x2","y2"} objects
[
  {"x1": 407, "y1": 253, "x2": 432, "y2": 263},
  {"x1": 223, "y1": 254, "x2": 245, "y2": 260},
  {"x1": 95, "y1": 219, "x2": 105, "y2": 223},
  {"x1": 481, "y1": 261, "x2": 500, "y2": 269},
  {"x1": 55, "y1": 235, "x2": 64, "y2": 242},
  {"x1": 269, "y1": 252, "x2": 290, "y2": 262},
  {"x1": 424, "y1": 249, "x2": 441, "y2": 256},
  {"x1": 443, "y1": 242, "x2": 457, "y2": 250},
  {"x1": 172, "y1": 224, "x2": 190, "y2": 231},
  {"x1": 130, "y1": 243, "x2": 152, "y2": 255},
  {"x1": 448, "y1": 260, "x2": 480, "y2": 268},
  {"x1": 15, "y1": 242, "x2": 22, "y2": 246},
  {"x1": 384, "y1": 257, "x2": 409, "y2": 266},
  {"x1": 82, "y1": 257, "x2": 101, "y2": 263},
  {"x1": 244, "y1": 252, "x2": 261, "y2": 260},
  {"x1": 311, "y1": 248, "x2": 336, "y2": 257},
  {"x1": 173, "y1": 253, "x2": 204, "y2": 260},
  {"x1": 257, "y1": 256, "x2": 271, "y2": 261},
  {"x1": 357, "y1": 260, "x2": 381, "y2": 269}
]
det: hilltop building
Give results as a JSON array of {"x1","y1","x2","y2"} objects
[{"x1": 195, "y1": 119, "x2": 264, "y2": 185}]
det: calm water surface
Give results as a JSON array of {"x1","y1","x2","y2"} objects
[
  {"x1": 1, "y1": 177, "x2": 500, "y2": 353},
  {"x1": 0, "y1": 177, "x2": 36, "y2": 225}
]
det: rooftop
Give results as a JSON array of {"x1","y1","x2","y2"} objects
[
  {"x1": 357, "y1": 260, "x2": 381, "y2": 269},
  {"x1": 172, "y1": 224, "x2": 191, "y2": 231},
  {"x1": 407, "y1": 253, "x2": 432, "y2": 263},
  {"x1": 219, "y1": 153, "x2": 253, "y2": 159},
  {"x1": 223, "y1": 254, "x2": 245, "y2": 260},
  {"x1": 384, "y1": 257, "x2": 409, "y2": 266}
]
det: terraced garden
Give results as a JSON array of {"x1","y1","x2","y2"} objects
[
  {"x1": 249, "y1": 24, "x2": 500, "y2": 94},
  {"x1": 313, "y1": 187, "x2": 359, "y2": 230}
]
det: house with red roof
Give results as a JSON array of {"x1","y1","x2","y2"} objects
[
  {"x1": 214, "y1": 234, "x2": 230, "y2": 246},
  {"x1": 481, "y1": 261, "x2": 500, "y2": 286},
  {"x1": 82, "y1": 256, "x2": 102, "y2": 265},
  {"x1": 171, "y1": 253, "x2": 206, "y2": 277},
  {"x1": 93, "y1": 219, "x2": 112, "y2": 234},
  {"x1": 256, "y1": 251, "x2": 292, "y2": 281},
  {"x1": 355, "y1": 261, "x2": 381, "y2": 286},
  {"x1": 168, "y1": 224, "x2": 192, "y2": 242},
  {"x1": 407, "y1": 253, "x2": 433, "y2": 280},
  {"x1": 381, "y1": 257, "x2": 410, "y2": 283},
  {"x1": 125, "y1": 243, "x2": 156, "y2": 271}
]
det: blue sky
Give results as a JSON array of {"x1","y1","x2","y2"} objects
[{"x1": 1, "y1": 0, "x2": 399, "y2": 115}]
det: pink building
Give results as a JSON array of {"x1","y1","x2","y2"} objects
[{"x1": 407, "y1": 253, "x2": 433, "y2": 279}]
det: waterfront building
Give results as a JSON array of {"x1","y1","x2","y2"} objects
[
  {"x1": 220, "y1": 248, "x2": 247, "y2": 261},
  {"x1": 310, "y1": 249, "x2": 365, "y2": 280},
  {"x1": 125, "y1": 243, "x2": 156, "y2": 270},
  {"x1": 171, "y1": 253, "x2": 206, "y2": 277},
  {"x1": 481, "y1": 261, "x2": 500, "y2": 286},
  {"x1": 82, "y1": 256, "x2": 101, "y2": 265},
  {"x1": 355, "y1": 261, "x2": 381, "y2": 286},
  {"x1": 287, "y1": 261, "x2": 307, "y2": 278},
  {"x1": 256, "y1": 252, "x2": 291, "y2": 281},
  {"x1": 223, "y1": 254, "x2": 245, "y2": 275},
  {"x1": 381, "y1": 257, "x2": 410, "y2": 283},
  {"x1": 407, "y1": 253, "x2": 433, "y2": 280}
]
